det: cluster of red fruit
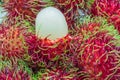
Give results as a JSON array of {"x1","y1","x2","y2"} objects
[{"x1": 0, "y1": 0, "x2": 120, "y2": 80}]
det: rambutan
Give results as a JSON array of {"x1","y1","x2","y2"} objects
[
  {"x1": 54, "y1": 0, "x2": 82, "y2": 28},
  {"x1": 75, "y1": 15, "x2": 120, "y2": 41},
  {"x1": 0, "y1": 25, "x2": 26, "y2": 60},
  {"x1": 91, "y1": 0, "x2": 120, "y2": 17},
  {"x1": 78, "y1": 32, "x2": 120, "y2": 79},
  {"x1": 109, "y1": 13, "x2": 120, "y2": 34},
  {"x1": 0, "y1": 67, "x2": 31, "y2": 80},
  {"x1": 2, "y1": 0, "x2": 53, "y2": 26},
  {"x1": 54, "y1": 33, "x2": 83, "y2": 70},
  {"x1": 25, "y1": 34, "x2": 71, "y2": 66},
  {"x1": 72, "y1": 16, "x2": 107, "y2": 41},
  {"x1": 90, "y1": 0, "x2": 120, "y2": 33},
  {"x1": 0, "y1": 55, "x2": 32, "y2": 80},
  {"x1": 39, "y1": 68, "x2": 77, "y2": 80}
]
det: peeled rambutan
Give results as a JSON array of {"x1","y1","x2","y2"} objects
[
  {"x1": 25, "y1": 34, "x2": 71, "y2": 66},
  {"x1": 2, "y1": 0, "x2": 52, "y2": 26},
  {"x1": 0, "y1": 26, "x2": 26, "y2": 60},
  {"x1": 78, "y1": 32, "x2": 120, "y2": 79}
]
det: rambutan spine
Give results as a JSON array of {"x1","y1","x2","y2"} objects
[
  {"x1": 0, "y1": 25, "x2": 27, "y2": 61},
  {"x1": 78, "y1": 32, "x2": 120, "y2": 79}
]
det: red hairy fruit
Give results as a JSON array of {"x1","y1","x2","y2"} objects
[
  {"x1": 0, "y1": 68, "x2": 31, "y2": 80},
  {"x1": 0, "y1": 26, "x2": 26, "y2": 60},
  {"x1": 54, "y1": 0, "x2": 83, "y2": 28},
  {"x1": 3, "y1": 0, "x2": 48, "y2": 25},
  {"x1": 80, "y1": 22, "x2": 100, "y2": 40},
  {"x1": 26, "y1": 34, "x2": 71, "y2": 64},
  {"x1": 109, "y1": 13, "x2": 120, "y2": 33},
  {"x1": 39, "y1": 68, "x2": 76, "y2": 80},
  {"x1": 91, "y1": 0, "x2": 120, "y2": 16},
  {"x1": 91, "y1": 0, "x2": 120, "y2": 33},
  {"x1": 79, "y1": 32, "x2": 120, "y2": 79}
]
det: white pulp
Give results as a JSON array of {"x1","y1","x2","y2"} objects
[{"x1": 35, "y1": 7, "x2": 68, "y2": 40}]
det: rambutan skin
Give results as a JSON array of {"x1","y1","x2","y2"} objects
[
  {"x1": 90, "y1": 0, "x2": 120, "y2": 33},
  {"x1": 0, "y1": 26, "x2": 26, "y2": 60},
  {"x1": 2, "y1": 0, "x2": 51, "y2": 25},
  {"x1": 91, "y1": 0, "x2": 120, "y2": 16},
  {"x1": 25, "y1": 34, "x2": 71, "y2": 65},
  {"x1": 78, "y1": 32, "x2": 120, "y2": 79},
  {"x1": 39, "y1": 68, "x2": 76, "y2": 80},
  {"x1": 54, "y1": 0, "x2": 82, "y2": 28},
  {"x1": 0, "y1": 68, "x2": 31, "y2": 80},
  {"x1": 109, "y1": 13, "x2": 120, "y2": 34}
]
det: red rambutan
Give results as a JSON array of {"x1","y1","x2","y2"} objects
[
  {"x1": 2, "y1": 0, "x2": 52, "y2": 26},
  {"x1": 90, "y1": 0, "x2": 120, "y2": 33},
  {"x1": 0, "y1": 67, "x2": 31, "y2": 80},
  {"x1": 109, "y1": 13, "x2": 120, "y2": 34},
  {"x1": 0, "y1": 26, "x2": 26, "y2": 60},
  {"x1": 25, "y1": 34, "x2": 71, "y2": 65},
  {"x1": 77, "y1": 16, "x2": 120, "y2": 41},
  {"x1": 78, "y1": 32, "x2": 120, "y2": 79},
  {"x1": 54, "y1": 0, "x2": 83, "y2": 28},
  {"x1": 91, "y1": 0, "x2": 120, "y2": 17},
  {"x1": 39, "y1": 68, "x2": 77, "y2": 80},
  {"x1": 80, "y1": 22, "x2": 100, "y2": 40}
]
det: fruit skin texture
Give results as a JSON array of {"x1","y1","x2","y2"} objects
[
  {"x1": 91, "y1": 0, "x2": 120, "y2": 33},
  {"x1": 25, "y1": 34, "x2": 71, "y2": 65},
  {"x1": 0, "y1": 68, "x2": 31, "y2": 80},
  {"x1": 54, "y1": 0, "x2": 82, "y2": 28},
  {"x1": 3, "y1": 0, "x2": 49, "y2": 26},
  {"x1": 0, "y1": 26, "x2": 26, "y2": 60},
  {"x1": 91, "y1": 0, "x2": 120, "y2": 16},
  {"x1": 109, "y1": 13, "x2": 120, "y2": 34},
  {"x1": 79, "y1": 32, "x2": 120, "y2": 79},
  {"x1": 39, "y1": 68, "x2": 76, "y2": 80}
]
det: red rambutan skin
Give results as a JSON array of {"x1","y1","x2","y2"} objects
[
  {"x1": 0, "y1": 26, "x2": 26, "y2": 60},
  {"x1": 79, "y1": 32, "x2": 120, "y2": 79},
  {"x1": 39, "y1": 68, "x2": 76, "y2": 80},
  {"x1": 109, "y1": 13, "x2": 120, "y2": 34},
  {"x1": 91, "y1": 0, "x2": 120, "y2": 33},
  {"x1": 25, "y1": 34, "x2": 71, "y2": 65},
  {"x1": 3, "y1": 0, "x2": 47, "y2": 25},
  {"x1": 54, "y1": 0, "x2": 83, "y2": 28},
  {"x1": 91, "y1": 0, "x2": 120, "y2": 16},
  {"x1": 0, "y1": 68, "x2": 31, "y2": 80},
  {"x1": 80, "y1": 23, "x2": 100, "y2": 37}
]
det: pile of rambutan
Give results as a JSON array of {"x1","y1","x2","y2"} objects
[
  {"x1": 91, "y1": 0, "x2": 120, "y2": 33},
  {"x1": 0, "y1": 0, "x2": 120, "y2": 80}
]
